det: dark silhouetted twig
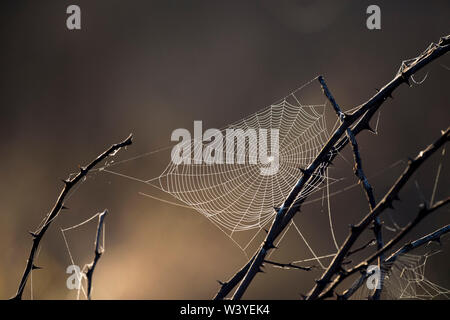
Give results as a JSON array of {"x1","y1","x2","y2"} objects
[
  {"x1": 346, "y1": 239, "x2": 376, "y2": 258},
  {"x1": 318, "y1": 75, "x2": 383, "y2": 299},
  {"x1": 264, "y1": 260, "x2": 314, "y2": 271},
  {"x1": 84, "y1": 209, "x2": 108, "y2": 300},
  {"x1": 13, "y1": 135, "x2": 132, "y2": 300}
]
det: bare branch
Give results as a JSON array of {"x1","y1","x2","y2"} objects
[
  {"x1": 13, "y1": 134, "x2": 132, "y2": 300},
  {"x1": 263, "y1": 260, "x2": 314, "y2": 271},
  {"x1": 84, "y1": 209, "x2": 108, "y2": 300},
  {"x1": 215, "y1": 35, "x2": 450, "y2": 300},
  {"x1": 318, "y1": 75, "x2": 384, "y2": 299}
]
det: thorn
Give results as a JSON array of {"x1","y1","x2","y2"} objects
[
  {"x1": 61, "y1": 179, "x2": 71, "y2": 186},
  {"x1": 349, "y1": 224, "x2": 360, "y2": 233},
  {"x1": 315, "y1": 279, "x2": 328, "y2": 286},
  {"x1": 299, "y1": 167, "x2": 309, "y2": 175},
  {"x1": 273, "y1": 206, "x2": 281, "y2": 213},
  {"x1": 322, "y1": 290, "x2": 334, "y2": 299},
  {"x1": 404, "y1": 241, "x2": 413, "y2": 250},
  {"x1": 402, "y1": 74, "x2": 411, "y2": 87},
  {"x1": 217, "y1": 280, "x2": 224, "y2": 286},
  {"x1": 388, "y1": 92, "x2": 394, "y2": 99},
  {"x1": 299, "y1": 293, "x2": 307, "y2": 300},
  {"x1": 32, "y1": 265, "x2": 42, "y2": 270},
  {"x1": 124, "y1": 134, "x2": 133, "y2": 146},
  {"x1": 263, "y1": 229, "x2": 269, "y2": 234},
  {"x1": 61, "y1": 206, "x2": 69, "y2": 210},
  {"x1": 29, "y1": 231, "x2": 38, "y2": 238},
  {"x1": 393, "y1": 194, "x2": 401, "y2": 202},
  {"x1": 257, "y1": 267, "x2": 265, "y2": 273},
  {"x1": 265, "y1": 241, "x2": 277, "y2": 250},
  {"x1": 375, "y1": 88, "x2": 380, "y2": 92},
  {"x1": 432, "y1": 237, "x2": 442, "y2": 245}
]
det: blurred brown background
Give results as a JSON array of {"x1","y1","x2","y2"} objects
[{"x1": 0, "y1": 0, "x2": 449, "y2": 299}]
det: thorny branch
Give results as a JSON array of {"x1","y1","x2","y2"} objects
[
  {"x1": 340, "y1": 224, "x2": 450, "y2": 300},
  {"x1": 215, "y1": 34, "x2": 450, "y2": 300},
  {"x1": 385, "y1": 224, "x2": 450, "y2": 264},
  {"x1": 263, "y1": 260, "x2": 314, "y2": 271},
  {"x1": 318, "y1": 75, "x2": 384, "y2": 299},
  {"x1": 13, "y1": 134, "x2": 132, "y2": 300},
  {"x1": 307, "y1": 128, "x2": 449, "y2": 299},
  {"x1": 85, "y1": 209, "x2": 108, "y2": 300}
]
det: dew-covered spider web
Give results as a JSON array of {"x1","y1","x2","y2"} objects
[
  {"x1": 46, "y1": 76, "x2": 449, "y2": 300},
  {"x1": 95, "y1": 77, "x2": 348, "y2": 253},
  {"x1": 351, "y1": 249, "x2": 450, "y2": 300},
  {"x1": 159, "y1": 89, "x2": 331, "y2": 233}
]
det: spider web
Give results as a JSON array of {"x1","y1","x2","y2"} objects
[
  {"x1": 97, "y1": 77, "x2": 349, "y2": 254},
  {"x1": 351, "y1": 250, "x2": 450, "y2": 300},
  {"x1": 385, "y1": 251, "x2": 450, "y2": 300},
  {"x1": 49, "y1": 76, "x2": 448, "y2": 300},
  {"x1": 60, "y1": 211, "x2": 107, "y2": 300},
  {"x1": 159, "y1": 88, "x2": 331, "y2": 233},
  {"x1": 89, "y1": 77, "x2": 392, "y2": 259}
]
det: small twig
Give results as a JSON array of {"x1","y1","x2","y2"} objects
[
  {"x1": 263, "y1": 260, "x2": 314, "y2": 271},
  {"x1": 85, "y1": 209, "x2": 108, "y2": 300},
  {"x1": 346, "y1": 239, "x2": 376, "y2": 258},
  {"x1": 13, "y1": 134, "x2": 132, "y2": 300},
  {"x1": 319, "y1": 75, "x2": 384, "y2": 299},
  {"x1": 306, "y1": 127, "x2": 449, "y2": 300}
]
